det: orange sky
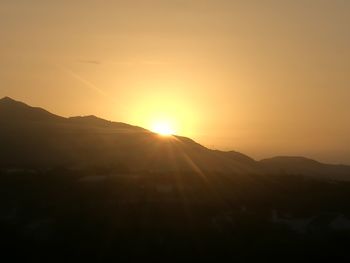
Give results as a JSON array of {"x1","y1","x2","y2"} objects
[{"x1": 1, "y1": 1, "x2": 350, "y2": 163}]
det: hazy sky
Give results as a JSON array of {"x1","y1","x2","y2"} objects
[{"x1": 1, "y1": 0, "x2": 350, "y2": 163}]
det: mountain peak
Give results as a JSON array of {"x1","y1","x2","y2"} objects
[
  {"x1": 0, "y1": 96, "x2": 21, "y2": 104},
  {"x1": 1, "y1": 96, "x2": 13, "y2": 100},
  {"x1": 261, "y1": 156, "x2": 322, "y2": 165},
  {"x1": 69, "y1": 115, "x2": 111, "y2": 126},
  {"x1": 76, "y1": 115, "x2": 106, "y2": 121},
  {"x1": 0, "y1": 97, "x2": 63, "y2": 122},
  {"x1": 0, "y1": 96, "x2": 32, "y2": 109}
]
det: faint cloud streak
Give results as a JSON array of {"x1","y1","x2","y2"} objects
[
  {"x1": 56, "y1": 64, "x2": 106, "y2": 96},
  {"x1": 78, "y1": 59, "x2": 101, "y2": 65}
]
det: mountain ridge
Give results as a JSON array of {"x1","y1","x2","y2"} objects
[
  {"x1": 0, "y1": 96, "x2": 349, "y2": 180},
  {"x1": 0, "y1": 96, "x2": 65, "y2": 122},
  {"x1": 0, "y1": 97, "x2": 258, "y2": 174}
]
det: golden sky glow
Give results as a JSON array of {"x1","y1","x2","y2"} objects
[
  {"x1": 1, "y1": 1, "x2": 350, "y2": 163},
  {"x1": 124, "y1": 87, "x2": 199, "y2": 138}
]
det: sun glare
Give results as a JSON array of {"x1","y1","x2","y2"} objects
[{"x1": 151, "y1": 121, "x2": 175, "y2": 136}]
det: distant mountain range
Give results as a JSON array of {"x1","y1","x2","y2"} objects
[{"x1": 0, "y1": 96, "x2": 349, "y2": 181}]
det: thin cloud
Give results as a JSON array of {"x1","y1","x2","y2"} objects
[
  {"x1": 78, "y1": 59, "x2": 101, "y2": 65},
  {"x1": 56, "y1": 64, "x2": 106, "y2": 96}
]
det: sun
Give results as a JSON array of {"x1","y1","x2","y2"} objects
[{"x1": 151, "y1": 121, "x2": 176, "y2": 136}]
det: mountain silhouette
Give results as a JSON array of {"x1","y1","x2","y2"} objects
[
  {"x1": 0, "y1": 97, "x2": 349, "y2": 180},
  {"x1": 0, "y1": 97, "x2": 64, "y2": 122},
  {"x1": 260, "y1": 156, "x2": 350, "y2": 181},
  {"x1": 0, "y1": 97, "x2": 258, "y2": 174}
]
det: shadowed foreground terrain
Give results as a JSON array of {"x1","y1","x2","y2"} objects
[
  {"x1": 1, "y1": 97, "x2": 350, "y2": 262},
  {"x1": 1, "y1": 170, "x2": 350, "y2": 262}
]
